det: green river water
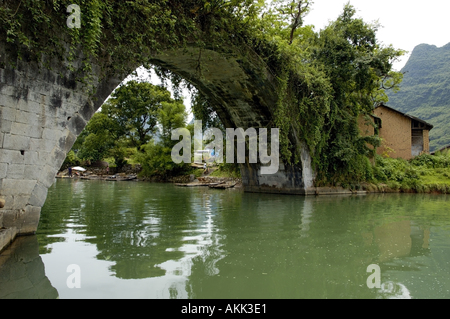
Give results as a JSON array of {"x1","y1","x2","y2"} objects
[{"x1": 1, "y1": 178, "x2": 450, "y2": 299}]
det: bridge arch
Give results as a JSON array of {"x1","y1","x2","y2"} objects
[{"x1": 0, "y1": 38, "x2": 311, "y2": 239}]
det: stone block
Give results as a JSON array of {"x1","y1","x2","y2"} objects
[
  {"x1": 48, "y1": 147, "x2": 66, "y2": 170},
  {"x1": 3, "y1": 134, "x2": 31, "y2": 151},
  {"x1": 31, "y1": 80, "x2": 53, "y2": 98},
  {"x1": 28, "y1": 183, "x2": 48, "y2": 208},
  {"x1": 22, "y1": 151, "x2": 39, "y2": 166},
  {"x1": 42, "y1": 115, "x2": 59, "y2": 129},
  {"x1": 27, "y1": 91, "x2": 46, "y2": 105},
  {"x1": 67, "y1": 113, "x2": 87, "y2": 136},
  {"x1": 1, "y1": 95, "x2": 37, "y2": 113},
  {"x1": 0, "y1": 149, "x2": 39, "y2": 167},
  {"x1": 1, "y1": 209, "x2": 24, "y2": 230},
  {"x1": 20, "y1": 206, "x2": 41, "y2": 234},
  {"x1": 0, "y1": 179, "x2": 37, "y2": 196},
  {"x1": 30, "y1": 137, "x2": 56, "y2": 152},
  {"x1": 14, "y1": 110, "x2": 39, "y2": 125},
  {"x1": 58, "y1": 130, "x2": 76, "y2": 153},
  {"x1": 11, "y1": 122, "x2": 43, "y2": 139},
  {"x1": 37, "y1": 151, "x2": 51, "y2": 163},
  {"x1": 67, "y1": 91, "x2": 89, "y2": 107},
  {"x1": 39, "y1": 166, "x2": 57, "y2": 188},
  {"x1": 0, "y1": 149, "x2": 24, "y2": 165},
  {"x1": 23, "y1": 165, "x2": 43, "y2": 181},
  {"x1": 0, "y1": 105, "x2": 17, "y2": 121},
  {"x1": 5, "y1": 163, "x2": 25, "y2": 179},
  {"x1": 42, "y1": 128, "x2": 63, "y2": 141},
  {"x1": 58, "y1": 100, "x2": 83, "y2": 118},
  {"x1": 0, "y1": 163, "x2": 7, "y2": 179},
  {"x1": 40, "y1": 68, "x2": 58, "y2": 86},
  {"x1": 79, "y1": 101, "x2": 96, "y2": 121},
  {"x1": 0, "y1": 227, "x2": 18, "y2": 253},
  {"x1": 1, "y1": 68, "x2": 25, "y2": 87},
  {"x1": 0, "y1": 84, "x2": 16, "y2": 98},
  {"x1": 12, "y1": 195, "x2": 31, "y2": 210},
  {"x1": 0, "y1": 119, "x2": 12, "y2": 134}
]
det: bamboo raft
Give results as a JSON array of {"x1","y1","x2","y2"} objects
[
  {"x1": 57, "y1": 175, "x2": 138, "y2": 181},
  {"x1": 208, "y1": 182, "x2": 237, "y2": 189},
  {"x1": 175, "y1": 181, "x2": 237, "y2": 189}
]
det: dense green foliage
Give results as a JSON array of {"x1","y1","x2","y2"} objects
[
  {"x1": 73, "y1": 111, "x2": 130, "y2": 168},
  {"x1": 2, "y1": 1, "x2": 405, "y2": 184},
  {"x1": 72, "y1": 81, "x2": 190, "y2": 175},
  {"x1": 102, "y1": 80, "x2": 184, "y2": 150},
  {"x1": 387, "y1": 43, "x2": 450, "y2": 152},
  {"x1": 0, "y1": 0, "x2": 263, "y2": 77},
  {"x1": 264, "y1": 4, "x2": 404, "y2": 184},
  {"x1": 133, "y1": 92, "x2": 190, "y2": 178},
  {"x1": 369, "y1": 152, "x2": 450, "y2": 193},
  {"x1": 61, "y1": 150, "x2": 81, "y2": 169}
]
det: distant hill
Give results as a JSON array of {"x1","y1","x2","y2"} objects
[{"x1": 387, "y1": 43, "x2": 450, "y2": 152}]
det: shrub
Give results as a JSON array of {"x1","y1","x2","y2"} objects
[
  {"x1": 373, "y1": 155, "x2": 421, "y2": 188},
  {"x1": 411, "y1": 153, "x2": 450, "y2": 168},
  {"x1": 62, "y1": 150, "x2": 80, "y2": 170},
  {"x1": 134, "y1": 141, "x2": 191, "y2": 178}
]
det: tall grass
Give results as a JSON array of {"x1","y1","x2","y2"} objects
[{"x1": 370, "y1": 151, "x2": 450, "y2": 193}]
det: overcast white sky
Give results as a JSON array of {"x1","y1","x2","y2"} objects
[{"x1": 304, "y1": 0, "x2": 450, "y2": 70}]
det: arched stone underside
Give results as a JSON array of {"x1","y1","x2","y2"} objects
[{"x1": 0, "y1": 43, "x2": 314, "y2": 241}]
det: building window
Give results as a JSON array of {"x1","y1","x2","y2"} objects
[
  {"x1": 412, "y1": 130, "x2": 424, "y2": 157},
  {"x1": 374, "y1": 117, "x2": 382, "y2": 135}
]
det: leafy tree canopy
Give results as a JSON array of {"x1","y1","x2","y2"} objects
[
  {"x1": 73, "y1": 81, "x2": 187, "y2": 169},
  {"x1": 102, "y1": 80, "x2": 182, "y2": 150}
]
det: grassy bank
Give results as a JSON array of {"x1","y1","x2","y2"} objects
[{"x1": 361, "y1": 152, "x2": 450, "y2": 194}]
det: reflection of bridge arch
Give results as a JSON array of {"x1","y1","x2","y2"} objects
[{"x1": 0, "y1": 4, "x2": 313, "y2": 241}]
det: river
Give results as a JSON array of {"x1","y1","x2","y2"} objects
[{"x1": 1, "y1": 178, "x2": 450, "y2": 299}]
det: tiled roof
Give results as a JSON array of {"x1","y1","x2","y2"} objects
[{"x1": 375, "y1": 104, "x2": 434, "y2": 130}]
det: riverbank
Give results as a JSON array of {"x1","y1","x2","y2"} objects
[
  {"x1": 57, "y1": 165, "x2": 243, "y2": 188},
  {"x1": 362, "y1": 182, "x2": 450, "y2": 194},
  {"x1": 56, "y1": 163, "x2": 450, "y2": 195}
]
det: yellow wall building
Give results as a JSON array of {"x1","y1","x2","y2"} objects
[{"x1": 359, "y1": 104, "x2": 433, "y2": 160}]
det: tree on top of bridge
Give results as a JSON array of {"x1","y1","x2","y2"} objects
[{"x1": 1, "y1": 1, "x2": 405, "y2": 185}]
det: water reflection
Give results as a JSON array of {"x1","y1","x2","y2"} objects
[
  {"x1": 2, "y1": 180, "x2": 450, "y2": 299},
  {"x1": 364, "y1": 220, "x2": 430, "y2": 263},
  {"x1": 378, "y1": 281, "x2": 412, "y2": 299},
  {"x1": 0, "y1": 236, "x2": 58, "y2": 299}
]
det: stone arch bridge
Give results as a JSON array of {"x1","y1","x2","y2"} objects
[{"x1": 0, "y1": 3, "x2": 315, "y2": 245}]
